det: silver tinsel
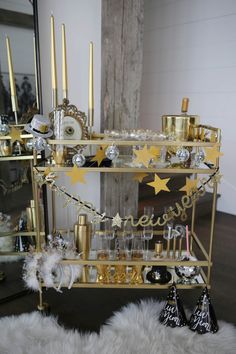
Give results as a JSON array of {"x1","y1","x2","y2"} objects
[
  {"x1": 176, "y1": 147, "x2": 190, "y2": 162},
  {"x1": 105, "y1": 145, "x2": 119, "y2": 160},
  {"x1": 33, "y1": 137, "x2": 47, "y2": 152},
  {"x1": 72, "y1": 153, "x2": 86, "y2": 167}
]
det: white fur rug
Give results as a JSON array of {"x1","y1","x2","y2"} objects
[{"x1": 0, "y1": 300, "x2": 236, "y2": 354}]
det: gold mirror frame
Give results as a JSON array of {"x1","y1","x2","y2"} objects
[{"x1": 49, "y1": 98, "x2": 89, "y2": 155}]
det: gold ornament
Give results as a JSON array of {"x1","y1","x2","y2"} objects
[
  {"x1": 204, "y1": 145, "x2": 223, "y2": 165},
  {"x1": 133, "y1": 173, "x2": 149, "y2": 183},
  {"x1": 66, "y1": 165, "x2": 87, "y2": 184},
  {"x1": 91, "y1": 147, "x2": 106, "y2": 166},
  {"x1": 112, "y1": 213, "x2": 122, "y2": 228},
  {"x1": 147, "y1": 174, "x2": 170, "y2": 195},
  {"x1": 179, "y1": 177, "x2": 198, "y2": 196},
  {"x1": 9, "y1": 126, "x2": 23, "y2": 143},
  {"x1": 133, "y1": 145, "x2": 156, "y2": 168}
]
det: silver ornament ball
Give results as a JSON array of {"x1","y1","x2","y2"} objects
[
  {"x1": 33, "y1": 137, "x2": 47, "y2": 152},
  {"x1": 175, "y1": 255, "x2": 200, "y2": 283},
  {"x1": 105, "y1": 145, "x2": 119, "y2": 160},
  {"x1": 194, "y1": 149, "x2": 205, "y2": 166},
  {"x1": 25, "y1": 139, "x2": 34, "y2": 152},
  {"x1": 72, "y1": 153, "x2": 86, "y2": 167},
  {"x1": 176, "y1": 147, "x2": 190, "y2": 162},
  {"x1": 0, "y1": 123, "x2": 10, "y2": 136}
]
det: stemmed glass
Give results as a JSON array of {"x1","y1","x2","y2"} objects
[
  {"x1": 141, "y1": 206, "x2": 154, "y2": 260},
  {"x1": 104, "y1": 219, "x2": 115, "y2": 259},
  {"x1": 122, "y1": 208, "x2": 134, "y2": 259}
]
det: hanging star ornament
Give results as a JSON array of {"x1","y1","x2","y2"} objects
[
  {"x1": 133, "y1": 145, "x2": 156, "y2": 168},
  {"x1": 91, "y1": 147, "x2": 106, "y2": 166},
  {"x1": 9, "y1": 126, "x2": 23, "y2": 143},
  {"x1": 179, "y1": 177, "x2": 198, "y2": 196},
  {"x1": 149, "y1": 146, "x2": 161, "y2": 157},
  {"x1": 66, "y1": 165, "x2": 87, "y2": 185},
  {"x1": 112, "y1": 213, "x2": 122, "y2": 228},
  {"x1": 44, "y1": 167, "x2": 52, "y2": 176},
  {"x1": 133, "y1": 173, "x2": 149, "y2": 183},
  {"x1": 147, "y1": 174, "x2": 170, "y2": 195},
  {"x1": 204, "y1": 145, "x2": 223, "y2": 165}
]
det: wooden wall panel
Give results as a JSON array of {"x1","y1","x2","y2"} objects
[{"x1": 101, "y1": 0, "x2": 144, "y2": 217}]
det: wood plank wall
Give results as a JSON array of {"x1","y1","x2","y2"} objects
[{"x1": 101, "y1": 0, "x2": 144, "y2": 217}]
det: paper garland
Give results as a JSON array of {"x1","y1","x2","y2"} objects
[{"x1": 34, "y1": 166, "x2": 221, "y2": 228}]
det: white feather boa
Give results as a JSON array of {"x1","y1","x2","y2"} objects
[{"x1": 23, "y1": 249, "x2": 82, "y2": 292}]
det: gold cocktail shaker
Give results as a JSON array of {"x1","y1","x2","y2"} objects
[
  {"x1": 74, "y1": 214, "x2": 90, "y2": 282},
  {"x1": 162, "y1": 98, "x2": 200, "y2": 141}
]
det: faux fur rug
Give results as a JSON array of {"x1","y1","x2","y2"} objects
[{"x1": 0, "y1": 300, "x2": 236, "y2": 354}]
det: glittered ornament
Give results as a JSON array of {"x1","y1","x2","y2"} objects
[
  {"x1": 189, "y1": 287, "x2": 219, "y2": 334},
  {"x1": 175, "y1": 255, "x2": 200, "y2": 284},
  {"x1": 176, "y1": 147, "x2": 190, "y2": 162},
  {"x1": 72, "y1": 153, "x2": 86, "y2": 167},
  {"x1": 105, "y1": 145, "x2": 119, "y2": 160},
  {"x1": 159, "y1": 283, "x2": 187, "y2": 327},
  {"x1": 146, "y1": 266, "x2": 171, "y2": 284},
  {"x1": 33, "y1": 137, "x2": 47, "y2": 152}
]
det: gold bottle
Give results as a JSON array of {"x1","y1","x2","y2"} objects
[{"x1": 74, "y1": 214, "x2": 90, "y2": 282}]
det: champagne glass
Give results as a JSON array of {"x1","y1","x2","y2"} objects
[
  {"x1": 104, "y1": 219, "x2": 115, "y2": 259},
  {"x1": 122, "y1": 208, "x2": 134, "y2": 259},
  {"x1": 141, "y1": 206, "x2": 154, "y2": 260}
]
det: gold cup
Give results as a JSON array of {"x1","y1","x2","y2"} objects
[{"x1": 0, "y1": 140, "x2": 12, "y2": 156}]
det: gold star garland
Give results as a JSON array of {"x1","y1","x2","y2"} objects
[{"x1": 34, "y1": 167, "x2": 221, "y2": 227}]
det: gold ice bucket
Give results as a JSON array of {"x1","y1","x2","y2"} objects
[{"x1": 162, "y1": 114, "x2": 200, "y2": 141}]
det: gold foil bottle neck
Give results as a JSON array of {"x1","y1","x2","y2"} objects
[{"x1": 181, "y1": 97, "x2": 189, "y2": 113}]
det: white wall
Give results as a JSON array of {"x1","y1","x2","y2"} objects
[
  {"x1": 140, "y1": 0, "x2": 236, "y2": 215},
  {"x1": 38, "y1": 0, "x2": 101, "y2": 229}
]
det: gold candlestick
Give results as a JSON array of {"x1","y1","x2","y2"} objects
[
  {"x1": 33, "y1": 34, "x2": 39, "y2": 109},
  {"x1": 88, "y1": 42, "x2": 94, "y2": 131},
  {"x1": 6, "y1": 36, "x2": 18, "y2": 122},
  {"x1": 62, "y1": 24, "x2": 68, "y2": 100},
  {"x1": 51, "y1": 15, "x2": 58, "y2": 108}
]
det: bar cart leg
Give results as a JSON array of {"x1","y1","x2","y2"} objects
[
  {"x1": 207, "y1": 181, "x2": 218, "y2": 284},
  {"x1": 37, "y1": 283, "x2": 50, "y2": 315}
]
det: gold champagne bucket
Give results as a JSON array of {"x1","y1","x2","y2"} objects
[{"x1": 162, "y1": 98, "x2": 200, "y2": 141}]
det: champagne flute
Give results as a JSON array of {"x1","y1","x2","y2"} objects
[{"x1": 141, "y1": 206, "x2": 154, "y2": 260}]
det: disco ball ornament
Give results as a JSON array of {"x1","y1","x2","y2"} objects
[
  {"x1": 105, "y1": 145, "x2": 119, "y2": 160},
  {"x1": 194, "y1": 149, "x2": 205, "y2": 166},
  {"x1": 72, "y1": 153, "x2": 86, "y2": 167},
  {"x1": 175, "y1": 255, "x2": 200, "y2": 284},
  {"x1": 176, "y1": 147, "x2": 190, "y2": 162},
  {"x1": 33, "y1": 137, "x2": 47, "y2": 152},
  {"x1": 25, "y1": 139, "x2": 34, "y2": 152},
  {"x1": 0, "y1": 123, "x2": 10, "y2": 136}
]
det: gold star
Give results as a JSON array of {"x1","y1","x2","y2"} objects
[
  {"x1": 91, "y1": 147, "x2": 106, "y2": 166},
  {"x1": 112, "y1": 213, "x2": 122, "y2": 228},
  {"x1": 179, "y1": 177, "x2": 198, "y2": 196},
  {"x1": 66, "y1": 165, "x2": 87, "y2": 184},
  {"x1": 149, "y1": 146, "x2": 161, "y2": 157},
  {"x1": 133, "y1": 173, "x2": 149, "y2": 183},
  {"x1": 133, "y1": 145, "x2": 156, "y2": 168},
  {"x1": 44, "y1": 167, "x2": 51, "y2": 176},
  {"x1": 204, "y1": 145, "x2": 223, "y2": 165},
  {"x1": 147, "y1": 174, "x2": 170, "y2": 195},
  {"x1": 9, "y1": 126, "x2": 23, "y2": 143}
]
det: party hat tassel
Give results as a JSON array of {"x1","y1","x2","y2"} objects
[
  {"x1": 159, "y1": 283, "x2": 187, "y2": 327},
  {"x1": 189, "y1": 287, "x2": 219, "y2": 334}
]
